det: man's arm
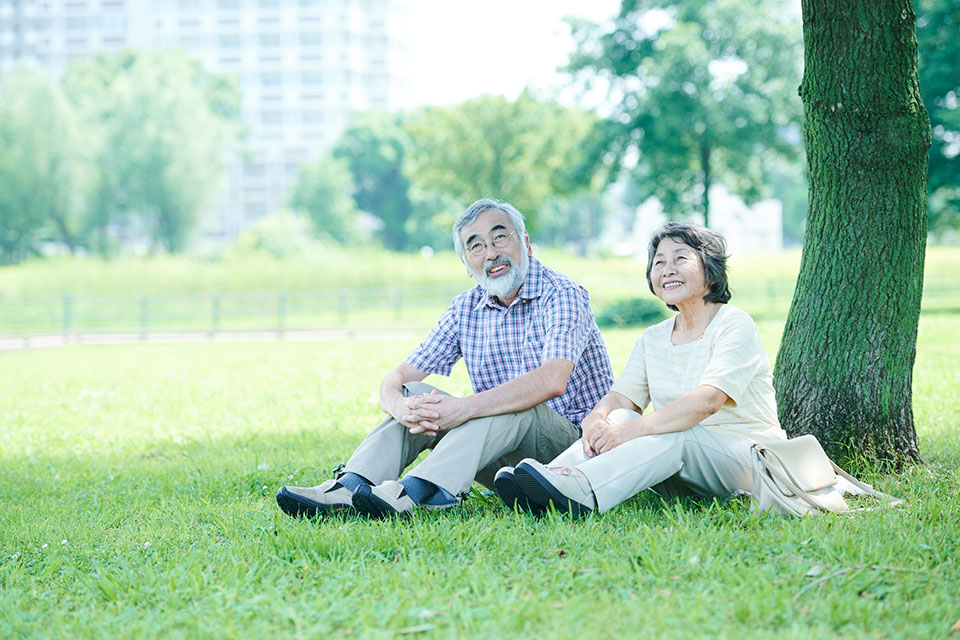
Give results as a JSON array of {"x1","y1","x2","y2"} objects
[
  {"x1": 406, "y1": 358, "x2": 574, "y2": 435},
  {"x1": 380, "y1": 361, "x2": 431, "y2": 428}
]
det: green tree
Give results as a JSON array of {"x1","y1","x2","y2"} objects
[
  {"x1": 0, "y1": 71, "x2": 92, "y2": 263},
  {"x1": 773, "y1": 0, "x2": 929, "y2": 463},
  {"x1": 916, "y1": 0, "x2": 960, "y2": 235},
  {"x1": 402, "y1": 93, "x2": 601, "y2": 229},
  {"x1": 288, "y1": 155, "x2": 358, "y2": 244},
  {"x1": 332, "y1": 112, "x2": 414, "y2": 250},
  {"x1": 63, "y1": 50, "x2": 241, "y2": 253},
  {"x1": 536, "y1": 192, "x2": 613, "y2": 254},
  {"x1": 566, "y1": 0, "x2": 802, "y2": 226}
]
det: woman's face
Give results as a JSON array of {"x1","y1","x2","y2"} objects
[{"x1": 650, "y1": 237, "x2": 708, "y2": 307}]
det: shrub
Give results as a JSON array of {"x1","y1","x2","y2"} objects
[{"x1": 596, "y1": 297, "x2": 667, "y2": 328}]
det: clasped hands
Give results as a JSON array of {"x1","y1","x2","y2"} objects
[
  {"x1": 581, "y1": 413, "x2": 644, "y2": 457},
  {"x1": 397, "y1": 390, "x2": 472, "y2": 437}
]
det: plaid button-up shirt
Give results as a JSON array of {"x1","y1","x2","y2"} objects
[{"x1": 406, "y1": 257, "x2": 613, "y2": 428}]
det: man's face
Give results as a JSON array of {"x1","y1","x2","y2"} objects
[{"x1": 459, "y1": 208, "x2": 532, "y2": 301}]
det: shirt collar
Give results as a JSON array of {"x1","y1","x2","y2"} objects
[{"x1": 474, "y1": 257, "x2": 545, "y2": 310}]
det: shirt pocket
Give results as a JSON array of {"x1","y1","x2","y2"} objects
[{"x1": 521, "y1": 327, "x2": 545, "y2": 373}]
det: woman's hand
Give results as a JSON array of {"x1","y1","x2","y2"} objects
[
  {"x1": 592, "y1": 417, "x2": 645, "y2": 454},
  {"x1": 580, "y1": 412, "x2": 609, "y2": 458}
]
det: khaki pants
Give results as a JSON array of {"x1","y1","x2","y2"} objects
[
  {"x1": 344, "y1": 382, "x2": 580, "y2": 496},
  {"x1": 550, "y1": 408, "x2": 763, "y2": 513}
]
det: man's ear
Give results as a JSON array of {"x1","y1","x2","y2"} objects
[{"x1": 524, "y1": 233, "x2": 533, "y2": 255}]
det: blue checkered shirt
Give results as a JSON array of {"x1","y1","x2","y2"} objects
[{"x1": 405, "y1": 257, "x2": 614, "y2": 428}]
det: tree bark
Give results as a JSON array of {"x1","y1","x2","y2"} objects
[
  {"x1": 700, "y1": 143, "x2": 712, "y2": 228},
  {"x1": 773, "y1": 0, "x2": 929, "y2": 463}
]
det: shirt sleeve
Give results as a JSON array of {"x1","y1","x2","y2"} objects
[
  {"x1": 405, "y1": 301, "x2": 462, "y2": 376},
  {"x1": 540, "y1": 286, "x2": 593, "y2": 363},
  {"x1": 700, "y1": 312, "x2": 767, "y2": 407},
  {"x1": 610, "y1": 335, "x2": 651, "y2": 411}
]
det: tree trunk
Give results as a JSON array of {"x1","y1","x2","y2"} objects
[
  {"x1": 773, "y1": 0, "x2": 929, "y2": 464},
  {"x1": 701, "y1": 142, "x2": 711, "y2": 228}
]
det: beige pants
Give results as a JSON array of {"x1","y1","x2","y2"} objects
[
  {"x1": 550, "y1": 408, "x2": 764, "y2": 513},
  {"x1": 344, "y1": 382, "x2": 580, "y2": 496}
]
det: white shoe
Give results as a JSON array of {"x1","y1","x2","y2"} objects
[
  {"x1": 353, "y1": 480, "x2": 463, "y2": 518},
  {"x1": 514, "y1": 458, "x2": 596, "y2": 520},
  {"x1": 276, "y1": 479, "x2": 356, "y2": 518}
]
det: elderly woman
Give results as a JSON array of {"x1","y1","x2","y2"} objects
[{"x1": 495, "y1": 222, "x2": 786, "y2": 518}]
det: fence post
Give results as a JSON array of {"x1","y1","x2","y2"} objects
[
  {"x1": 338, "y1": 289, "x2": 348, "y2": 324},
  {"x1": 277, "y1": 292, "x2": 286, "y2": 337},
  {"x1": 211, "y1": 294, "x2": 220, "y2": 338},
  {"x1": 62, "y1": 294, "x2": 72, "y2": 339},
  {"x1": 140, "y1": 295, "x2": 149, "y2": 341}
]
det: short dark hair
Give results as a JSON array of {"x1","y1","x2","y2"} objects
[{"x1": 645, "y1": 222, "x2": 731, "y2": 311}]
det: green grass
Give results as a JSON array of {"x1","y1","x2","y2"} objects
[{"x1": 1, "y1": 314, "x2": 958, "y2": 638}]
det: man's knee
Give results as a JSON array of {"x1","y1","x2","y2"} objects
[{"x1": 402, "y1": 381, "x2": 447, "y2": 397}]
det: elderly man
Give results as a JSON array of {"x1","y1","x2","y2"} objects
[{"x1": 276, "y1": 198, "x2": 613, "y2": 518}]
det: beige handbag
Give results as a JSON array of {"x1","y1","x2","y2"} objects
[{"x1": 750, "y1": 435, "x2": 903, "y2": 516}]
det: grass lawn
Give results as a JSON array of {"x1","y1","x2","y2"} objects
[{"x1": 1, "y1": 314, "x2": 958, "y2": 638}]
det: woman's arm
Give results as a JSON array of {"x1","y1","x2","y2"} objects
[
  {"x1": 581, "y1": 390, "x2": 640, "y2": 457},
  {"x1": 592, "y1": 384, "x2": 729, "y2": 454}
]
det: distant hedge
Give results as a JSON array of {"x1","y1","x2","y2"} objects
[{"x1": 596, "y1": 298, "x2": 667, "y2": 328}]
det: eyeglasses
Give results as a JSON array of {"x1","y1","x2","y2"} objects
[{"x1": 466, "y1": 230, "x2": 518, "y2": 256}]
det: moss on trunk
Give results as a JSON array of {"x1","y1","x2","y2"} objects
[{"x1": 773, "y1": 0, "x2": 930, "y2": 463}]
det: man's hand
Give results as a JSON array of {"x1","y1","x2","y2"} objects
[
  {"x1": 390, "y1": 389, "x2": 442, "y2": 432},
  {"x1": 405, "y1": 393, "x2": 476, "y2": 436}
]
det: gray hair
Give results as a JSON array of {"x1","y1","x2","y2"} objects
[
  {"x1": 645, "y1": 222, "x2": 731, "y2": 311},
  {"x1": 452, "y1": 198, "x2": 526, "y2": 261}
]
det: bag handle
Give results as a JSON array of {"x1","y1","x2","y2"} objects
[
  {"x1": 756, "y1": 445, "x2": 902, "y2": 513},
  {"x1": 756, "y1": 446, "x2": 842, "y2": 512},
  {"x1": 827, "y1": 459, "x2": 903, "y2": 509}
]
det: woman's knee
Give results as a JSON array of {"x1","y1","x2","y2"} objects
[{"x1": 607, "y1": 408, "x2": 641, "y2": 425}]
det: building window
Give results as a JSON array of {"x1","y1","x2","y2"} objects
[
  {"x1": 244, "y1": 163, "x2": 266, "y2": 177},
  {"x1": 260, "y1": 111, "x2": 282, "y2": 125},
  {"x1": 301, "y1": 71, "x2": 323, "y2": 85},
  {"x1": 259, "y1": 33, "x2": 280, "y2": 47},
  {"x1": 260, "y1": 72, "x2": 282, "y2": 86},
  {"x1": 299, "y1": 32, "x2": 322, "y2": 47},
  {"x1": 301, "y1": 110, "x2": 323, "y2": 124}
]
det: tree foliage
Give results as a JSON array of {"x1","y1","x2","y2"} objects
[
  {"x1": 332, "y1": 113, "x2": 414, "y2": 250},
  {"x1": 0, "y1": 71, "x2": 92, "y2": 263},
  {"x1": 565, "y1": 0, "x2": 802, "y2": 226},
  {"x1": 402, "y1": 93, "x2": 601, "y2": 230},
  {"x1": 63, "y1": 50, "x2": 241, "y2": 253},
  {"x1": 916, "y1": 0, "x2": 960, "y2": 235},
  {"x1": 288, "y1": 155, "x2": 358, "y2": 244}
]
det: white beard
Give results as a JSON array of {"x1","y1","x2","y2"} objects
[{"x1": 469, "y1": 251, "x2": 530, "y2": 301}]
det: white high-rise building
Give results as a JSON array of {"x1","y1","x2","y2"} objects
[{"x1": 0, "y1": 0, "x2": 411, "y2": 242}]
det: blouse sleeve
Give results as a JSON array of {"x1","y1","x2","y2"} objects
[
  {"x1": 609, "y1": 335, "x2": 651, "y2": 412},
  {"x1": 699, "y1": 312, "x2": 767, "y2": 407}
]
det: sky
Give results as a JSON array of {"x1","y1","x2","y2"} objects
[{"x1": 404, "y1": 0, "x2": 622, "y2": 107}]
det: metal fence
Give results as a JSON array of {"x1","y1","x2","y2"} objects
[{"x1": 2, "y1": 269, "x2": 958, "y2": 342}]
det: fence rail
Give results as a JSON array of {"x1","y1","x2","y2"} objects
[{"x1": 2, "y1": 272, "x2": 959, "y2": 340}]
